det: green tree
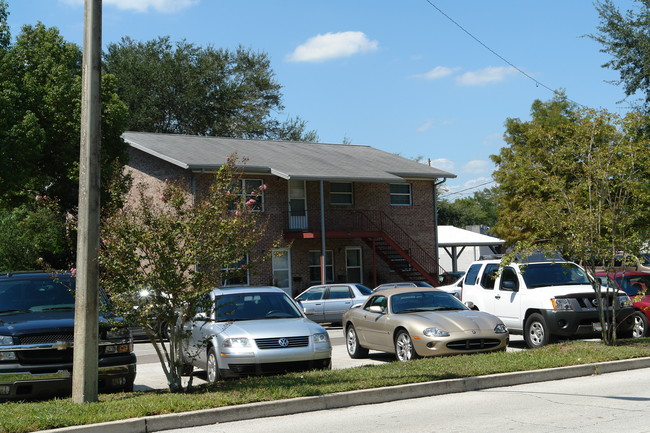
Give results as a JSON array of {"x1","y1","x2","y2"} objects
[
  {"x1": 99, "y1": 157, "x2": 272, "y2": 392},
  {"x1": 591, "y1": 0, "x2": 650, "y2": 111},
  {"x1": 103, "y1": 36, "x2": 317, "y2": 141},
  {"x1": 0, "y1": 198, "x2": 69, "y2": 271},
  {"x1": 437, "y1": 187, "x2": 499, "y2": 228},
  {"x1": 491, "y1": 94, "x2": 650, "y2": 344},
  {"x1": 0, "y1": 14, "x2": 129, "y2": 214}
]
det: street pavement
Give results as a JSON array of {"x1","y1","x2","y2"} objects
[{"x1": 133, "y1": 326, "x2": 525, "y2": 391}]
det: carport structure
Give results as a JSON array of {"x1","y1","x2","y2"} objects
[{"x1": 438, "y1": 225, "x2": 504, "y2": 272}]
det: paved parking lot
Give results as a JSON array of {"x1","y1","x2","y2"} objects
[{"x1": 133, "y1": 327, "x2": 526, "y2": 391}]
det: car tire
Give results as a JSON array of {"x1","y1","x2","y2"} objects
[
  {"x1": 524, "y1": 313, "x2": 553, "y2": 348},
  {"x1": 206, "y1": 346, "x2": 220, "y2": 384},
  {"x1": 346, "y1": 325, "x2": 369, "y2": 359},
  {"x1": 631, "y1": 311, "x2": 649, "y2": 338},
  {"x1": 394, "y1": 329, "x2": 419, "y2": 362}
]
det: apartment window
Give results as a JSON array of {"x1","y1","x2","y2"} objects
[
  {"x1": 233, "y1": 179, "x2": 265, "y2": 211},
  {"x1": 390, "y1": 183, "x2": 412, "y2": 206},
  {"x1": 330, "y1": 182, "x2": 353, "y2": 205},
  {"x1": 346, "y1": 247, "x2": 363, "y2": 283},
  {"x1": 221, "y1": 256, "x2": 249, "y2": 286},
  {"x1": 309, "y1": 250, "x2": 334, "y2": 283}
]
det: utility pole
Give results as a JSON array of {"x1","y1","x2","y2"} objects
[{"x1": 72, "y1": 0, "x2": 102, "y2": 404}]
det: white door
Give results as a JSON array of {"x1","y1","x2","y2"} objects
[{"x1": 272, "y1": 248, "x2": 292, "y2": 295}]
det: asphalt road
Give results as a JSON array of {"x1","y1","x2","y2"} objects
[
  {"x1": 158, "y1": 366, "x2": 650, "y2": 433},
  {"x1": 133, "y1": 326, "x2": 526, "y2": 391}
]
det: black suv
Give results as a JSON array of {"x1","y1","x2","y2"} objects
[{"x1": 0, "y1": 272, "x2": 136, "y2": 400}]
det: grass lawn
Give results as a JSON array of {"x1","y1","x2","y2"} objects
[{"x1": 4, "y1": 339, "x2": 650, "y2": 433}]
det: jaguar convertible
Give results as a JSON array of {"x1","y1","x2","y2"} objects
[{"x1": 342, "y1": 287, "x2": 509, "y2": 361}]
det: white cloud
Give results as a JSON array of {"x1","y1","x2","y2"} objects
[
  {"x1": 60, "y1": 0, "x2": 198, "y2": 13},
  {"x1": 413, "y1": 66, "x2": 460, "y2": 80},
  {"x1": 462, "y1": 160, "x2": 491, "y2": 174},
  {"x1": 455, "y1": 66, "x2": 518, "y2": 86},
  {"x1": 417, "y1": 119, "x2": 435, "y2": 132},
  {"x1": 429, "y1": 158, "x2": 455, "y2": 172},
  {"x1": 286, "y1": 31, "x2": 378, "y2": 63}
]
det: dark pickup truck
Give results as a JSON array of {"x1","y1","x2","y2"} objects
[{"x1": 0, "y1": 272, "x2": 136, "y2": 400}]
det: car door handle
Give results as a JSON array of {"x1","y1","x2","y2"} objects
[{"x1": 495, "y1": 294, "x2": 501, "y2": 299}]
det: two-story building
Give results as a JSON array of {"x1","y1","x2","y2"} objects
[{"x1": 122, "y1": 131, "x2": 456, "y2": 296}]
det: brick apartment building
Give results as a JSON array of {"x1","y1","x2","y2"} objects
[{"x1": 122, "y1": 131, "x2": 456, "y2": 296}]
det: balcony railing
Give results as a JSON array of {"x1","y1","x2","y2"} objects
[{"x1": 286, "y1": 209, "x2": 445, "y2": 276}]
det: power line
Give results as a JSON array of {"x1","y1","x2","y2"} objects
[
  {"x1": 439, "y1": 180, "x2": 496, "y2": 198},
  {"x1": 424, "y1": 0, "x2": 585, "y2": 107}
]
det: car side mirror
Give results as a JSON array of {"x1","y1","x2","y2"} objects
[
  {"x1": 501, "y1": 280, "x2": 518, "y2": 292},
  {"x1": 465, "y1": 301, "x2": 475, "y2": 309},
  {"x1": 368, "y1": 305, "x2": 385, "y2": 314}
]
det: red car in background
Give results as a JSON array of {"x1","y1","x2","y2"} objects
[{"x1": 594, "y1": 271, "x2": 650, "y2": 338}]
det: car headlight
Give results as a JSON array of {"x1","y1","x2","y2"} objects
[
  {"x1": 0, "y1": 335, "x2": 16, "y2": 361},
  {"x1": 423, "y1": 327, "x2": 450, "y2": 337},
  {"x1": 312, "y1": 332, "x2": 329, "y2": 344},
  {"x1": 494, "y1": 324, "x2": 508, "y2": 334},
  {"x1": 618, "y1": 295, "x2": 632, "y2": 308},
  {"x1": 552, "y1": 298, "x2": 573, "y2": 311},
  {"x1": 222, "y1": 337, "x2": 252, "y2": 348}
]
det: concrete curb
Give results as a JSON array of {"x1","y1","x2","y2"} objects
[{"x1": 43, "y1": 357, "x2": 650, "y2": 433}]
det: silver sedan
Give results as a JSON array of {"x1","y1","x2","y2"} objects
[
  {"x1": 182, "y1": 286, "x2": 332, "y2": 382},
  {"x1": 295, "y1": 283, "x2": 372, "y2": 324}
]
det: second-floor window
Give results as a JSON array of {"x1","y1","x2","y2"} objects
[
  {"x1": 235, "y1": 179, "x2": 264, "y2": 211},
  {"x1": 389, "y1": 183, "x2": 411, "y2": 206},
  {"x1": 330, "y1": 182, "x2": 353, "y2": 205}
]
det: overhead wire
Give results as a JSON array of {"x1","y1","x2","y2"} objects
[{"x1": 424, "y1": 0, "x2": 586, "y2": 108}]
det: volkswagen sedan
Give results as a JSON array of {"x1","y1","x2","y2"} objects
[
  {"x1": 343, "y1": 287, "x2": 508, "y2": 361},
  {"x1": 182, "y1": 286, "x2": 331, "y2": 382}
]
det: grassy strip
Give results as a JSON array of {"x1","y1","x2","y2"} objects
[{"x1": 5, "y1": 339, "x2": 650, "y2": 433}]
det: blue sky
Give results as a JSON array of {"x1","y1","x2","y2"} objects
[{"x1": 4, "y1": 0, "x2": 637, "y2": 199}]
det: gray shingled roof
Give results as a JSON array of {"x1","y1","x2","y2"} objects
[{"x1": 122, "y1": 131, "x2": 456, "y2": 182}]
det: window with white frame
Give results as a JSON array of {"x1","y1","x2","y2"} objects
[
  {"x1": 309, "y1": 250, "x2": 334, "y2": 283},
  {"x1": 234, "y1": 179, "x2": 265, "y2": 211},
  {"x1": 346, "y1": 247, "x2": 363, "y2": 283},
  {"x1": 389, "y1": 183, "x2": 412, "y2": 206},
  {"x1": 330, "y1": 182, "x2": 353, "y2": 205},
  {"x1": 221, "y1": 255, "x2": 249, "y2": 286}
]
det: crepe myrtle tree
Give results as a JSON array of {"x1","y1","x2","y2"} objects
[
  {"x1": 491, "y1": 94, "x2": 650, "y2": 345},
  {"x1": 99, "y1": 155, "x2": 272, "y2": 392}
]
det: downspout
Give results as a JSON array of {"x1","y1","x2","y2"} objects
[
  {"x1": 433, "y1": 178, "x2": 446, "y2": 282},
  {"x1": 320, "y1": 180, "x2": 327, "y2": 285}
]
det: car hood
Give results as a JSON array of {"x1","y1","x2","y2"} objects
[
  {"x1": 0, "y1": 310, "x2": 122, "y2": 336},
  {"x1": 405, "y1": 310, "x2": 501, "y2": 331},
  {"x1": 214, "y1": 317, "x2": 326, "y2": 338},
  {"x1": 526, "y1": 284, "x2": 599, "y2": 297}
]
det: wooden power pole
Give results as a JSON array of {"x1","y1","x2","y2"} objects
[{"x1": 72, "y1": 0, "x2": 102, "y2": 404}]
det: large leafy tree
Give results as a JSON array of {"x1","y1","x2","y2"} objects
[
  {"x1": 0, "y1": 7, "x2": 129, "y2": 213},
  {"x1": 591, "y1": 0, "x2": 650, "y2": 111},
  {"x1": 0, "y1": 2, "x2": 129, "y2": 269},
  {"x1": 491, "y1": 94, "x2": 650, "y2": 344},
  {"x1": 99, "y1": 157, "x2": 272, "y2": 392},
  {"x1": 103, "y1": 36, "x2": 317, "y2": 141}
]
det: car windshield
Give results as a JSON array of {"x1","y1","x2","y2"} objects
[
  {"x1": 0, "y1": 275, "x2": 76, "y2": 313},
  {"x1": 391, "y1": 290, "x2": 468, "y2": 314},
  {"x1": 520, "y1": 263, "x2": 591, "y2": 288},
  {"x1": 215, "y1": 292, "x2": 302, "y2": 321},
  {"x1": 355, "y1": 284, "x2": 372, "y2": 295},
  {"x1": 617, "y1": 275, "x2": 650, "y2": 296}
]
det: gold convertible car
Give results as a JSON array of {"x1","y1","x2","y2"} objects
[{"x1": 342, "y1": 287, "x2": 509, "y2": 361}]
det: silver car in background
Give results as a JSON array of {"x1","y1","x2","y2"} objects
[
  {"x1": 295, "y1": 283, "x2": 372, "y2": 324},
  {"x1": 182, "y1": 286, "x2": 332, "y2": 382}
]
